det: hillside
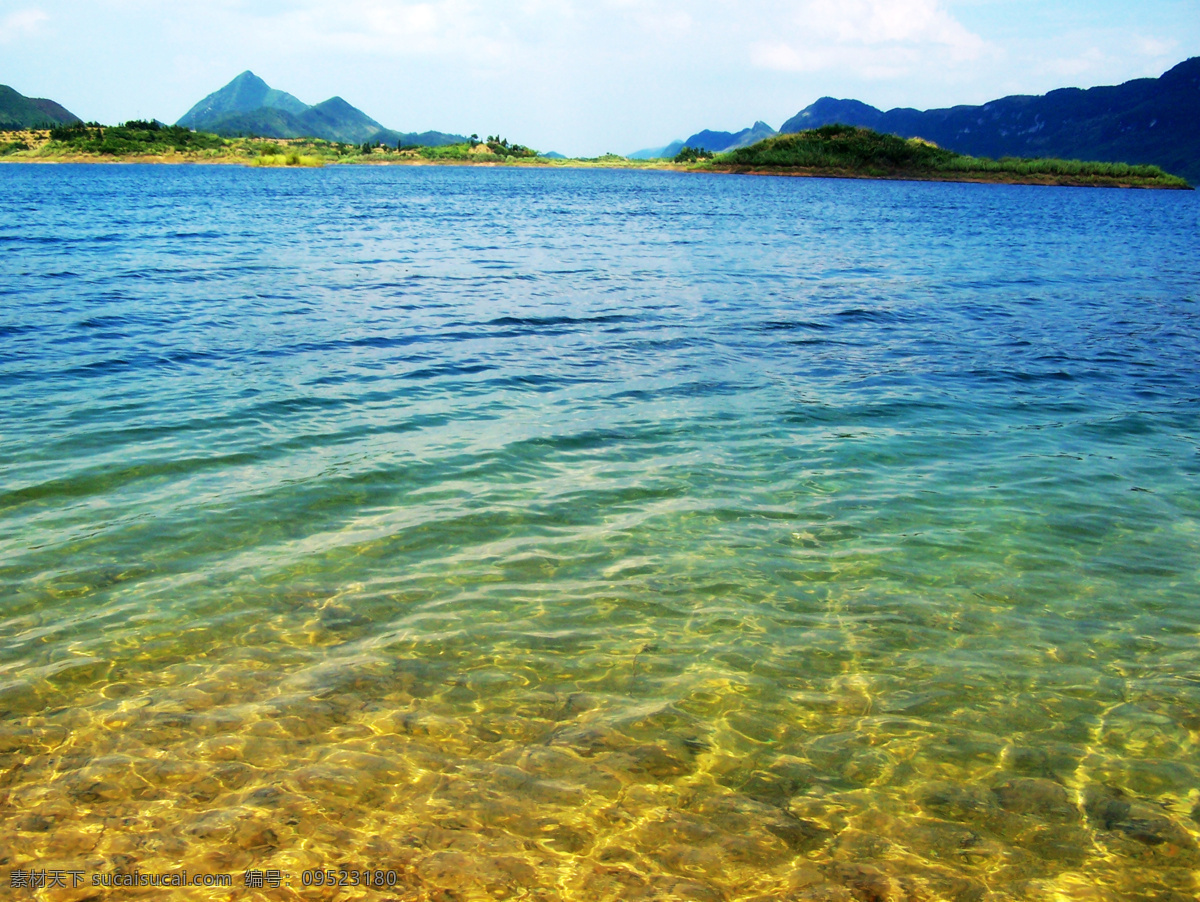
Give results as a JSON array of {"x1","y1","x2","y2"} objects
[
  {"x1": 630, "y1": 122, "x2": 777, "y2": 159},
  {"x1": 4, "y1": 118, "x2": 1188, "y2": 188},
  {"x1": 780, "y1": 58, "x2": 1200, "y2": 183},
  {"x1": 2, "y1": 124, "x2": 553, "y2": 168},
  {"x1": 0, "y1": 85, "x2": 81, "y2": 129},
  {"x1": 719, "y1": 124, "x2": 1190, "y2": 189},
  {"x1": 177, "y1": 71, "x2": 464, "y2": 147},
  {"x1": 177, "y1": 71, "x2": 307, "y2": 127},
  {"x1": 629, "y1": 140, "x2": 684, "y2": 161},
  {"x1": 683, "y1": 121, "x2": 777, "y2": 153}
]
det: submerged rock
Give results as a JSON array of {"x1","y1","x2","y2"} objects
[
  {"x1": 0, "y1": 679, "x2": 44, "y2": 716},
  {"x1": 841, "y1": 749, "x2": 896, "y2": 786},
  {"x1": 1083, "y1": 784, "x2": 1132, "y2": 831},
  {"x1": 787, "y1": 887, "x2": 856, "y2": 902},
  {"x1": 826, "y1": 862, "x2": 896, "y2": 902},
  {"x1": 608, "y1": 741, "x2": 699, "y2": 780},
  {"x1": 648, "y1": 876, "x2": 727, "y2": 902},
  {"x1": 1000, "y1": 745, "x2": 1054, "y2": 777},
  {"x1": 690, "y1": 792, "x2": 834, "y2": 852},
  {"x1": 992, "y1": 777, "x2": 1080, "y2": 823},
  {"x1": 16, "y1": 812, "x2": 57, "y2": 832},
  {"x1": 918, "y1": 781, "x2": 997, "y2": 822},
  {"x1": 1116, "y1": 817, "x2": 1179, "y2": 846},
  {"x1": 1019, "y1": 823, "x2": 1090, "y2": 866},
  {"x1": 1084, "y1": 783, "x2": 1200, "y2": 871},
  {"x1": 546, "y1": 723, "x2": 631, "y2": 757},
  {"x1": 891, "y1": 817, "x2": 996, "y2": 865},
  {"x1": 764, "y1": 811, "x2": 834, "y2": 853},
  {"x1": 731, "y1": 757, "x2": 822, "y2": 807},
  {"x1": 830, "y1": 828, "x2": 894, "y2": 860}
]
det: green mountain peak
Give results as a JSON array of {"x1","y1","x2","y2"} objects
[
  {"x1": 175, "y1": 72, "x2": 466, "y2": 148},
  {"x1": 0, "y1": 84, "x2": 81, "y2": 129},
  {"x1": 177, "y1": 71, "x2": 307, "y2": 129}
]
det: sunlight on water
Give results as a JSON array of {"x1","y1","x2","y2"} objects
[{"x1": 1, "y1": 165, "x2": 1198, "y2": 901}]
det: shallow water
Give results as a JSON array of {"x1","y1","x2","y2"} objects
[{"x1": 1, "y1": 164, "x2": 1199, "y2": 901}]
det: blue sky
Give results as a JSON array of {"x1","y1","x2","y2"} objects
[{"x1": 2, "y1": 0, "x2": 1197, "y2": 156}]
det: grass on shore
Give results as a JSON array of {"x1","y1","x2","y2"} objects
[
  {"x1": 716, "y1": 125, "x2": 1191, "y2": 188},
  {"x1": 1, "y1": 121, "x2": 1190, "y2": 188},
  {"x1": 0, "y1": 124, "x2": 562, "y2": 167},
  {"x1": 250, "y1": 152, "x2": 324, "y2": 168},
  {"x1": 0, "y1": 126, "x2": 659, "y2": 170}
]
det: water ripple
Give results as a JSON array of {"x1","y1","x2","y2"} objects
[{"x1": 0, "y1": 164, "x2": 1198, "y2": 900}]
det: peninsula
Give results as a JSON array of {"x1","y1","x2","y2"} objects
[
  {"x1": 709, "y1": 125, "x2": 1192, "y2": 189},
  {"x1": 634, "y1": 57, "x2": 1200, "y2": 186}
]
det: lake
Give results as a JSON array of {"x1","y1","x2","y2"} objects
[{"x1": 2, "y1": 164, "x2": 1199, "y2": 900}]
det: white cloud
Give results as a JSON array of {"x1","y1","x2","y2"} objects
[
  {"x1": 804, "y1": 0, "x2": 977, "y2": 47},
  {"x1": 197, "y1": 0, "x2": 506, "y2": 60},
  {"x1": 753, "y1": 42, "x2": 920, "y2": 78},
  {"x1": 0, "y1": 8, "x2": 49, "y2": 43},
  {"x1": 1040, "y1": 46, "x2": 1107, "y2": 79},
  {"x1": 1133, "y1": 35, "x2": 1177, "y2": 59},
  {"x1": 7, "y1": 0, "x2": 1196, "y2": 155},
  {"x1": 752, "y1": 0, "x2": 986, "y2": 76}
]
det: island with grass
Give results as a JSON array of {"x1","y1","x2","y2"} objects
[
  {"x1": 703, "y1": 125, "x2": 1192, "y2": 189},
  {"x1": 1, "y1": 119, "x2": 1191, "y2": 189}
]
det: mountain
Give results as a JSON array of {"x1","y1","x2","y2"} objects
[
  {"x1": 629, "y1": 140, "x2": 684, "y2": 160},
  {"x1": 297, "y1": 96, "x2": 389, "y2": 144},
  {"x1": 780, "y1": 58, "x2": 1200, "y2": 183},
  {"x1": 177, "y1": 71, "x2": 465, "y2": 146},
  {"x1": 629, "y1": 122, "x2": 776, "y2": 159},
  {"x1": 782, "y1": 99, "x2": 883, "y2": 133},
  {"x1": 683, "y1": 121, "x2": 778, "y2": 153},
  {"x1": 186, "y1": 107, "x2": 309, "y2": 141},
  {"x1": 0, "y1": 85, "x2": 81, "y2": 129},
  {"x1": 177, "y1": 71, "x2": 307, "y2": 128}
]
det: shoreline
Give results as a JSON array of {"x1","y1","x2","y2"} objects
[
  {"x1": 713, "y1": 164, "x2": 1195, "y2": 190},
  {"x1": 1, "y1": 152, "x2": 1191, "y2": 189}
]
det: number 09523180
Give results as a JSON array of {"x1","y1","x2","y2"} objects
[{"x1": 301, "y1": 870, "x2": 399, "y2": 888}]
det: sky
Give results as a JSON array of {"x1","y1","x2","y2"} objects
[{"x1": 2, "y1": 0, "x2": 1198, "y2": 156}]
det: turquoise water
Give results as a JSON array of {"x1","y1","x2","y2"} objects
[{"x1": 2, "y1": 164, "x2": 1199, "y2": 901}]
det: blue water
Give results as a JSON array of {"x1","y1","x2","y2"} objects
[{"x1": 2, "y1": 164, "x2": 1199, "y2": 900}]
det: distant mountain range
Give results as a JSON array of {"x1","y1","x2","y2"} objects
[
  {"x1": 630, "y1": 121, "x2": 778, "y2": 159},
  {"x1": 177, "y1": 71, "x2": 464, "y2": 147},
  {"x1": 632, "y1": 58, "x2": 1200, "y2": 182},
  {"x1": 7, "y1": 60, "x2": 1197, "y2": 180},
  {"x1": 783, "y1": 58, "x2": 1200, "y2": 184},
  {"x1": 629, "y1": 141, "x2": 685, "y2": 161},
  {"x1": 0, "y1": 85, "x2": 81, "y2": 129}
]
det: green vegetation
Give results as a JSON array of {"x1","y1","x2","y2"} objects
[
  {"x1": 483, "y1": 136, "x2": 537, "y2": 158},
  {"x1": 246, "y1": 140, "x2": 286, "y2": 156},
  {"x1": 0, "y1": 123, "x2": 552, "y2": 168},
  {"x1": 47, "y1": 120, "x2": 226, "y2": 155},
  {"x1": 673, "y1": 146, "x2": 714, "y2": 163},
  {"x1": 0, "y1": 84, "x2": 80, "y2": 129},
  {"x1": 177, "y1": 71, "x2": 467, "y2": 148},
  {"x1": 250, "y1": 151, "x2": 324, "y2": 168},
  {"x1": 2, "y1": 119, "x2": 1186, "y2": 188},
  {"x1": 777, "y1": 58, "x2": 1200, "y2": 186},
  {"x1": 411, "y1": 138, "x2": 537, "y2": 162},
  {"x1": 717, "y1": 125, "x2": 1192, "y2": 188},
  {"x1": 415, "y1": 143, "x2": 472, "y2": 161}
]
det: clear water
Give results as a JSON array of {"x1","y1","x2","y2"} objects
[{"x1": 2, "y1": 164, "x2": 1198, "y2": 901}]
